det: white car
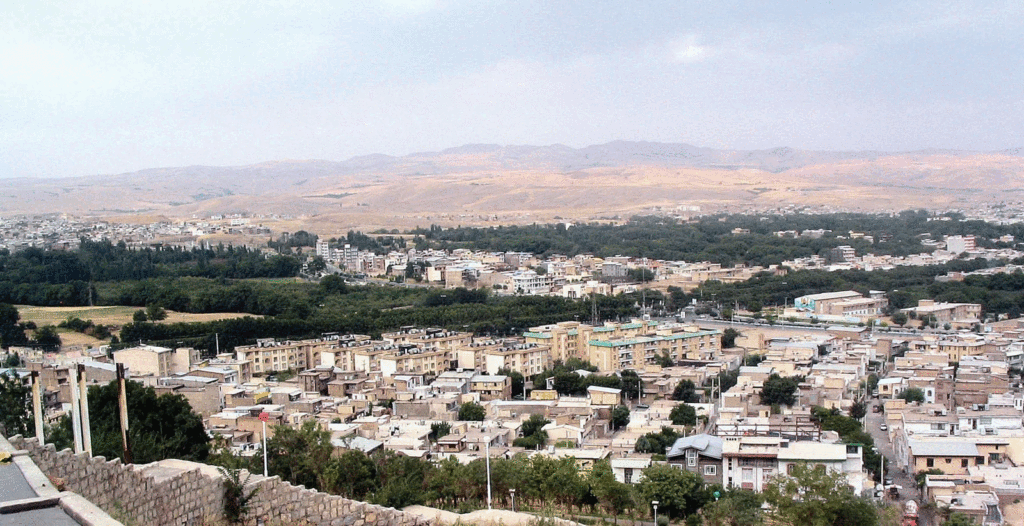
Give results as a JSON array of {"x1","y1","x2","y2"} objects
[{"x1": 880, "y1": 423, "x2": 888, "y2": 431}]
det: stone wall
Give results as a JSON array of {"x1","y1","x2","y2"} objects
[{"x1": 7, "y1": 435, "x2": 435, "y2": 526}]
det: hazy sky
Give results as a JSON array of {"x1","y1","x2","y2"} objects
[{"x1": 2, "y1": 1, "x2": 1022, "y2": 179}]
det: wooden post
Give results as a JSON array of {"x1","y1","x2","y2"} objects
[
  {"x1": 116, "y1": 363, "x2": 133, "y2": 464},
  {"x1": 31, "y1": 371, "x2": 44, "y2": 445},
  {"x1": 78, "y1": 364, "x2": 92, "y2": 455}
]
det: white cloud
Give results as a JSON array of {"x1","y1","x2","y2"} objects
[{"x1": 670, "y1": 34, "x2": 709, "y2": 63}]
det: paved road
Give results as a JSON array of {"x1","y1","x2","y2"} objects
[{"x1": 864, "y1": 402, "x2": 924, "y2": 521}]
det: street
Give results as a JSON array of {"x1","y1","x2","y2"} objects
[{"x1": 864, "y1": 402, "x2": 926, "y2": 521}]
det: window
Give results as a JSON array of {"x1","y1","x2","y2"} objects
[
  {"x1": 624, "y1": 468, "x2": 633, "y2": 484},
  {"x1": 687, "y1": 451, "x2": 697, "y2": 467},
  {"x1": 787, "y1": 464, "x2": 795, "y2": 474},
  {"x1": 704, "y1": 465, "x2": 717, "y2": 476},
  {"x1": 927, "y1": 458, "x2": 935, "y2": 467},
  {"x1": 946, "y1": 458, "x2": 952, "y2": 464}
]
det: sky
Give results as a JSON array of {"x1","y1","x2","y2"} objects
[{"x1": 2, "y1": 0, "x2": 1023, "y2": 179}]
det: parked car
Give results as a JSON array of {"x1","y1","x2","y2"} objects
[{"x1": 880, "y1": 423, "x2": 888, "y2": 431}]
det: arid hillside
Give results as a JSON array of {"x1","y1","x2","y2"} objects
[{"x1": 3, "y1": 142, "x2": 1022, "y2": 231}]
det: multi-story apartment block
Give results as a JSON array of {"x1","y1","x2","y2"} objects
[
  {"x1": 235, "y1": 335, "x2": 349, "y2": 375},
  {"x1": 589, "y1": 327, "x2": 722, "y2": 371},
  {"x1": 946, "y1": 235, "x2": 977, "y2": 254},
  {"x1": 483, "y1": 342, "x2": 551, "y2": 377},
  {"x1": 382, "y1": 327, "x2": 473, "y2": 353},
  {"x1": 525, "y1": 321, "x2": 594, "y2": 363},
  {"x1": 455, "y1": 338, "x2": 500, "y2": 371},
  {"x1": 380, "y1": 346, "x2": 451, "y2": 377}
]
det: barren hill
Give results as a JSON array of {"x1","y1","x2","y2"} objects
[{"x1": 3, "y1": 142, "x2": 1022, "y2": 232}]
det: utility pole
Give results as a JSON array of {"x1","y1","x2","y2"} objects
[{"x1": 116, "y1": 363, "x2": 133, "y2": 464}]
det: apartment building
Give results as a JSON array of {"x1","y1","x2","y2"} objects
[
  {"x1": 723, "y1": 437, "x2": 866, "y2": 492},
  {"x1": 589, "y1": 327, "x2": 722, "y2": 371},
  {"x1": 235, "y1": 338, "x2": 320, "y2": 374},
  {"x1": 379, "y1": 346, "x2": 451, "y2": 377},
  {"x1": 483, "y1": 342, "x2": 551, "y2": 377},
  {"x1": 525, "y1": 321, "x2": 594, "y2": 363},
  {"x1": 113, "y1": 345, "x2": 200, "y2": 378},
  {"x1": 382, "y1": 327, "x2": 473, "y2": 353},
  {"x1": 902, "y1": 299, "x2": 982, "y2": 323}
]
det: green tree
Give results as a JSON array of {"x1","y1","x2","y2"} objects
[
  {"x1": 498, "y1": 367, "x2": 525, "y2": 398},
  {"x1": 0, "y1": 303, "x2": 28, "y2": 348},
  {"x1": 721, "y1": 328, "x2": 740, "y2": 348},
  {"x1": 53, "y1": 379, "x2": 209, "y2": 464},
  {"x1": 638, "y1": 464, "x2": 706, "y2": 519},
  {"x1": 429, "y1": 422, "x2": 452, "y2": 441},
  {"x1": 265, "y1": 420, "x2": 333, "y2": 490},
  {"x1": 762, "y1": 463, "x2": 877, "y2": 526},
  {"x1": 145, "y1": 303, "x2": 167, "y2": 321},
  {"x1": 670, "y1": 403, "x2": 697, "y2": 426},
  {"x1": 700, "y1": 489, "x2": 764, "y2": 526},
  {"x1": 0, "y1": 371, "x2": 33, "y2": 437},
  {"x1": 590, "y1": 460, "x2": 635, "y2": 521},
  {"x1": 33, "y1": 325, "x2": 61, "y2": 350},
  {"x1": 307, "y1": 256, "x2": 327, "y2": 274},
  {"x1": 319, "y1": 274, "x2": 348, "y2": 295},
  {"x1": 132, "y1": 309, "x2": 147, "y2": 322},
  {"x1": 899, "y1": 387, "x2": 926, "y2": 403},
  {"x1": 635, "y1": 427, "x2": 681, "y2": 455},
  {"x1": 514, "y1": 414, "x2": 550, "y2": 449},
  {"x1": 890, "y1": 312, "x2": 908, "y2": 327},
  {"x1": 673, "y1": 379, "x2": 701, "y2": 403},
  {"x1": 458, "y1": 402, "x2": 486, "y2": 421},
  {"x1": 759, "y1": 374, "x2": 800, "y2": 407},
  {"x1": 321, "y1": 450, "x2": 378, "y2": 500},
  {"x1": 611, "y1": 405, "x2": 631, "y2": 430},
  {"x1": 849, "y1": 401, "x2": 868, "y2": 420}
]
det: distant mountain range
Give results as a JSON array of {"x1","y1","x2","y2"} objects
[{"x1": 2, "y1": 141, "x2": 1022, "y2": 231}]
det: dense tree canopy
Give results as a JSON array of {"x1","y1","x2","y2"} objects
[
  {"x1": 670, "y1": 403, "x2": 697, "y2": 426},
  {"x1": 458, "y1": 402, "x2": 486, "y2": 421},
  {"x1": 51, "y1": 379, "x2": 209, "y2": 464},
  {"x1": 759, "y1": 374, "x2": 801, "y2": 407},
  {"x1": 0, "y1": 371, "x2": 32, "y2": 437},
  {"x1": 762, "y1": 463, "x2": 878, "y2": 526}
]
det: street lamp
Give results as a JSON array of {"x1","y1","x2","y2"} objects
[
  {"x1": 510, "y1": 488, "x2": 516, "y2": 512},
  {"x1": 652, "y1": 500, "x2": 659, "y2": 525}
]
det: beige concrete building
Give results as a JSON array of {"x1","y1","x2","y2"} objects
[
  {"x1": 379, "y1": 346, "x2": 451, "y2": 377},
  {"x1": 483, "y1": 342, "x2": 551, "y2": 376},
  {"x1": 382, "y1": 327, "x2": 472, "y2": 353},
  {"x1": 113, "y1": 345, "x2": 199, "y2": 378},
  {"x1": 469, "y1": 374, "x2": 511, "y2": 401},
  {"x1": 903, "y1": 299, "x2": 982, "y2": 323}
]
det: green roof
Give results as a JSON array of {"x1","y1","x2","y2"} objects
[{"x1": 523, "y1": 332, "x2": 552, "y2": 339}]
